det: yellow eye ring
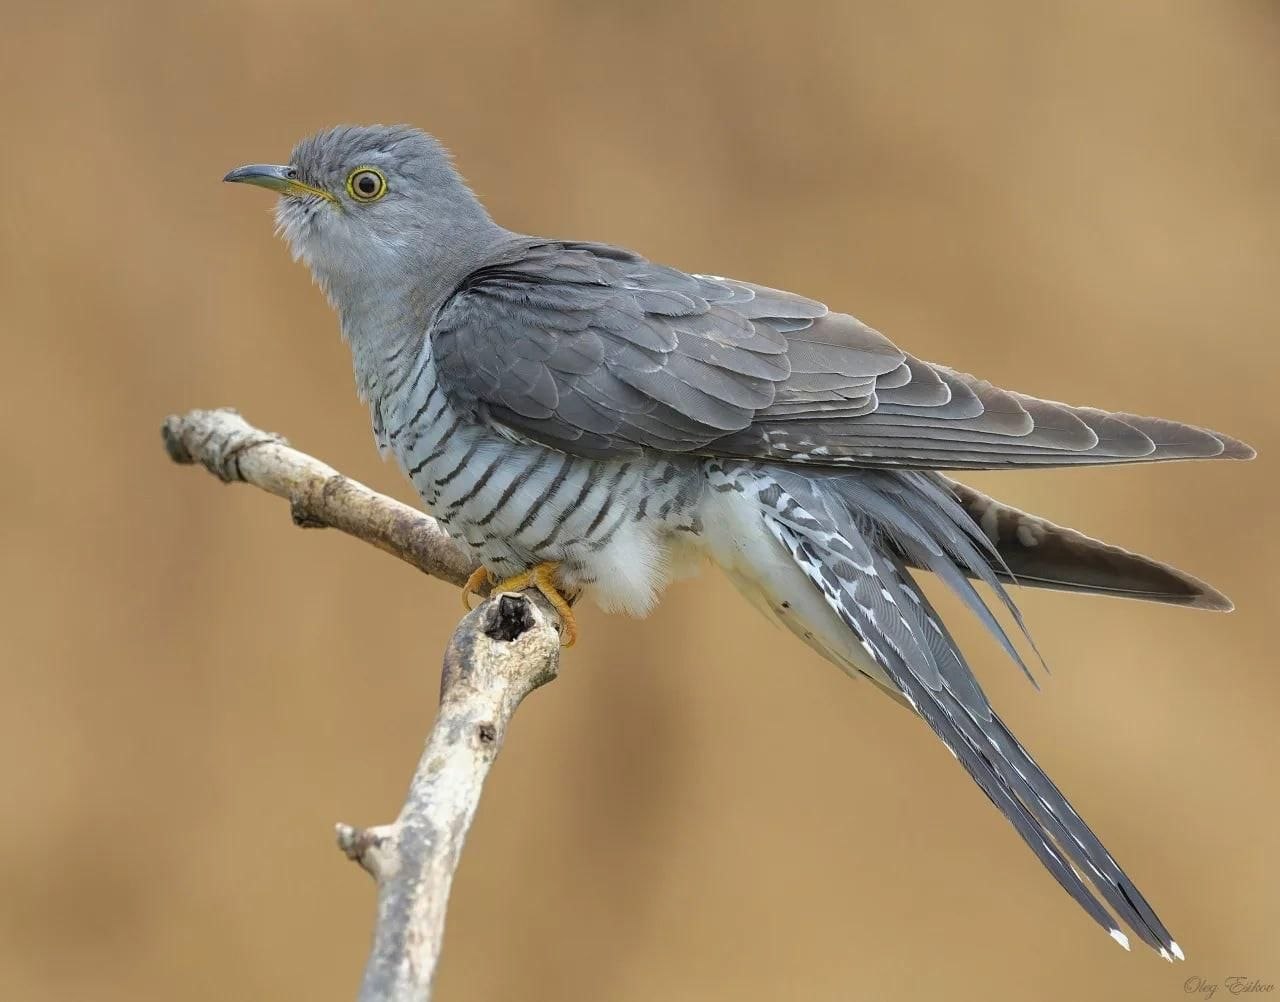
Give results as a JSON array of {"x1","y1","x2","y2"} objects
[{"x1": 346, "y1": 166, "x2": 388, "y2": 202}]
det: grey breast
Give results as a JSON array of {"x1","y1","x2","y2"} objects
[{"x1": 380, "y1": 345, "x2": 699, "y2": 577}]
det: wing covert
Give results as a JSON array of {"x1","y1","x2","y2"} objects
[
  {"x1": 431, "y1": 240, "x2": 807, "y2": 457},
  {"x1": 430, "y1": 240, "x2": 1252, "y2": 468}
]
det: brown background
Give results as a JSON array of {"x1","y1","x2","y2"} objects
[{"x1": 2, "y1": 2, "x2": 1277, "y2": 1000}]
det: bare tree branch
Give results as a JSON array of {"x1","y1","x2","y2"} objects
[
  {"x1": 336, "y1": 594, "x2": 560, "y2": 1000},
  {"x1": 162, "y1": 407, "x2": 479, "y2": 587},
  {"x1": 163, "y1": 406, "x2": 564, "y2": 1001}
]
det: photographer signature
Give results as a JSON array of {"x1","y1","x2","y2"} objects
[{"x1": 1185, "y1": 976, "x2": 1275, "y2": 999}]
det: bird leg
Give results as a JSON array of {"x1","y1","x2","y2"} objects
[{"x1": 490, "y1": 562, "x2": 578, "y2": 648}]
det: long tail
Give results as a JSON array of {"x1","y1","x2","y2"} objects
[
  {"x1": 704, "y1": 460, "x2": 1185, "y2": 959},
  {"x1": 930, "y1": 477, "x2": 1233, "y2": 610}
]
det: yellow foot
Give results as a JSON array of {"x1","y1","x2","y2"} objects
[
  {"x1": 491, "y1": 562, "x2": 578, "y2": 648},
  {"x1": 461, "y1": 566, "x2": 490, "y2": 612}
]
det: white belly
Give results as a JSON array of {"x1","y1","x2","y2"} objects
[{"x1": 698, "y1": 484, "x2": 897, "y2": 692}]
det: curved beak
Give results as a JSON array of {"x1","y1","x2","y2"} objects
[{"x1": 223, "y1": 163, "x2": 335, "y2": 201}]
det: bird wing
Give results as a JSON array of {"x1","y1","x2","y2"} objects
[
  {"x1": 430, "y1": 239, "x2": 1253, "y2": 469},
  {"x1": 431, "y1": 239, "x2": 793, "y2": 458}
]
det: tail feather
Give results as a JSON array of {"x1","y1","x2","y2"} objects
[
  {"x1": 708, "y1": 460, "x2": 1184, "y2": 958},
  {"x1": 937, "y1": 477, "x2": 1233, "y2": 611}
]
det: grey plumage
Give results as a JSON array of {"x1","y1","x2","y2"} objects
[
  {"x1": 431, "y1": 238, "x2": 1251, "y2": 469},
  {"x1": 226, "y1": 123, "x2": 1253, "y2": 961},
  {"x1": 938, "y1": 478, "x2": 1234, "y2": 610},
  {"x1": 711, "y1": 460, "x2": 1174, "y2": 951}
]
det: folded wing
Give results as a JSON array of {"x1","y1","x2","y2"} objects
[
  {"x1": 708, "y1": 279, "x2": 1254, "y2": 469},
  {"x1": 430, "y1": 240, "x2": 1253, "y2": 471}
]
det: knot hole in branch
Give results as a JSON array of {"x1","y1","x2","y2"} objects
[{"x1": 484, "y1": 594, "x2": 535, "y2": 642}]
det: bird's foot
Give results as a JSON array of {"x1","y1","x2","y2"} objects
[
  {"x1": 490, "y1": 562, "x2": 578, "y2": 648},
  {"x1": 460, "y1": 566, "x2": 491, "y2": 612}
]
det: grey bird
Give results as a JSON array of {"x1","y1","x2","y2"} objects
[{"x1": 225, "y1": 124, "x2": 1253, "y2": 960}]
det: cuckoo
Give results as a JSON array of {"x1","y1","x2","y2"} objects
[{"x1": 225, "y1": 124, "x2": 1253, "y2": 960}]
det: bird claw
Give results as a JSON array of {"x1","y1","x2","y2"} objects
[{"x1": 460, "y1": 566, "x2": 491, "y2": 612}]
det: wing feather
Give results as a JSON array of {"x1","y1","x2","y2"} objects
[{"x1": 430, "y1": 239, "x2": 1252, "y2": 469}]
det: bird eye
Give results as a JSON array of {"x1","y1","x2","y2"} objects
[{"x1": 346, "y1": 167, "x2": 387, "y2": 202}]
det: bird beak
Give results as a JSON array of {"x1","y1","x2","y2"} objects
[{"x1": 223, "y1": 163, "x2": 335, "y2": 201}]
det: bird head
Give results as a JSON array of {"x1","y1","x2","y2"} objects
[{"x1": 224, "y1": 124, "x2": 497, "y2": 302}]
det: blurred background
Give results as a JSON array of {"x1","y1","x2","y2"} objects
[{"x1": 2, "y1": 2, "x2": 1277, "y2": 999}]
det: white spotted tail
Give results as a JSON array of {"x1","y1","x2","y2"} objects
[{"x1": 699, "y1": 460, "x2": 1183, "y2": 959}]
